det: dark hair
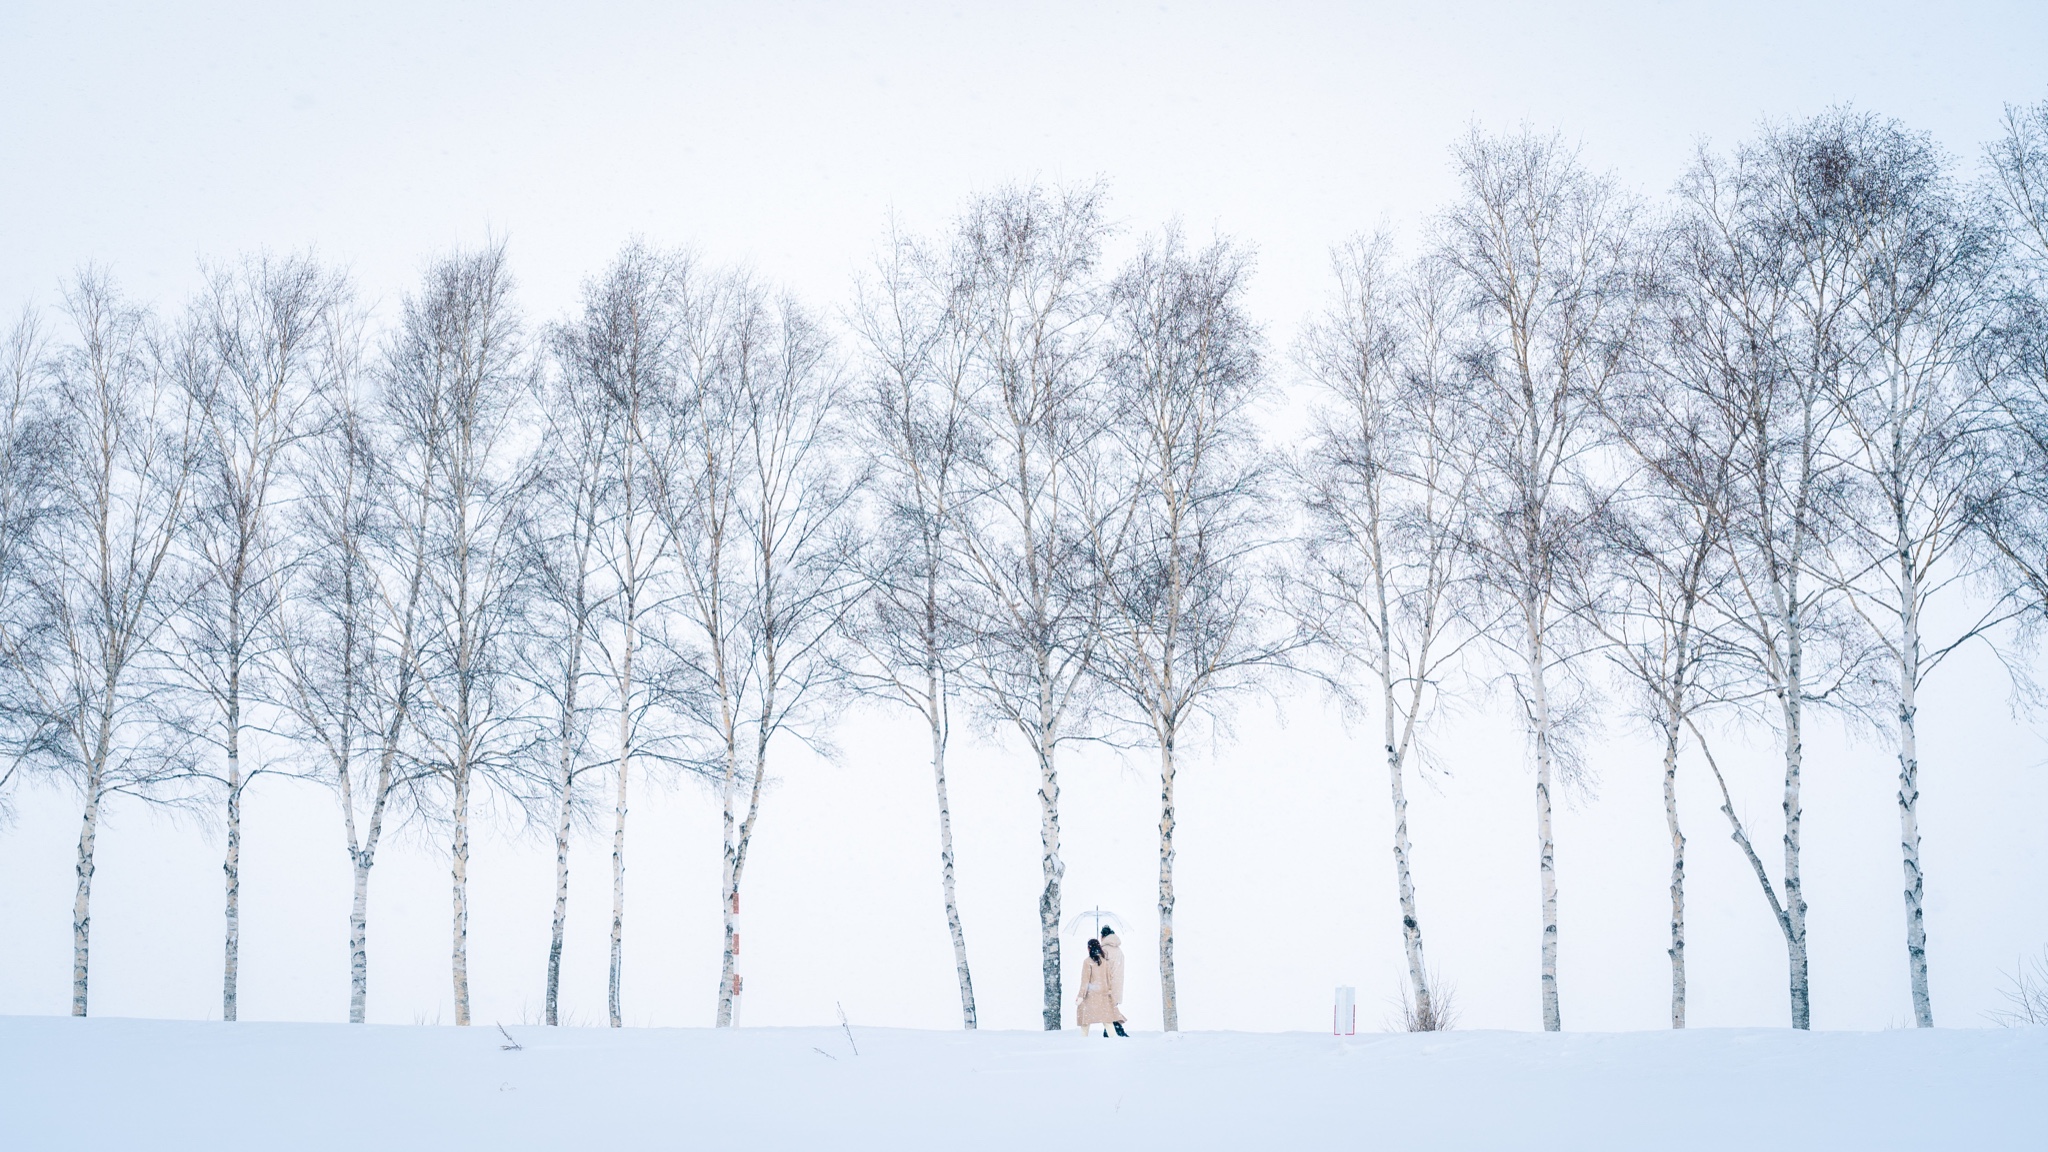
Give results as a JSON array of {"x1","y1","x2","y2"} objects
[
  {"x1": 1086, "y1": 937, "x2": 1104, "y2": 964},
  {"x1": 1100, "y1": 926, "x2": 1116, "y2": 939}
]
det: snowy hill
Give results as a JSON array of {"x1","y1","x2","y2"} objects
[{"x1": 2, "y1": 1015, "x2": 2043, "y2": 1150}]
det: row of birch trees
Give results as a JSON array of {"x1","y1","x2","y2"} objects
[
  {"x1": 3, "y1": 104, "x2": 2047, "y2": 1032},
  {"x1": 1296, "y1": 104, "x2": 2048, "y2": 1032}
]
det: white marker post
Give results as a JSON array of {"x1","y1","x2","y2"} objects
[{"x1": 1333, "y1": 986, "x2": 1356, "y2": 1036}]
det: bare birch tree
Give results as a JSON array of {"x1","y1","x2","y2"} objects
[
  {"x1": 1591, "y1": 295, "x2": 1747, "y2": 1028},
  {"x1": 171, "y1": 254, "x2": 340, "y2": 1021},
  {"x1": 947, "y1": 185, "x2": 1115, "y2": 1029},
  {"x1": 1827, "y1": 133, "x2": 2007, "y2": 1028},
  {"x1": 517, "y1": 343, "x2": 611, "y2": 1028},
  {"x1": 1094, "y1": 228, "x2": 1273, "y2": 1032},
  {"x1": 1661, "y1": 114, "x2": 1891, "y2": 1029},
  {"x1": 385, "y1": 244, "x2": 531, "y2": 1027},
  {"x1": 1295, "y1": 238, "x2": 1477, "y2": 1031},
  {"x1": 538, "y1": 242, "x2": 684, "y2": 1027},
  {"x1": 277, "y1": 299, "x2": 437, "y2": 1023},
  {"x1": 842, "y1": 225, "x2": 983, "y2": 1028},
  {"x1": 642, "y1": 272, "x2": 857, "y2": 1027},
  {"x1": 1438, "y1": 129, "x2": 1639, "y2": 1031},
  {"x1": 7, "y1": 272, "x2": 197, "y2": 1016}
]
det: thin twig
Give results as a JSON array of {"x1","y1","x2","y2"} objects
[{"x1": 837, "y1": 1001, "x2": 859, "y2": 1056}]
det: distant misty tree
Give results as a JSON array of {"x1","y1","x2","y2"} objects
[{"x1": 1295, "y1": 239, "x2": 1476, "y2": 1032}]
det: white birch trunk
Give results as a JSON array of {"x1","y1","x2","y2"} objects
[
  {"x1": 545, "y1": 760, "x2": 572, "y2": 1027},
  {"x1": 1743, "y1": 416, "x2": 1814, "y2": 1032},
  {"x1": 70, "y1": 769, "x2": 103, "y2": 1017},
  {"x1": 1158, "y1": 728, "x2": 1179, "y2": 1032},
  {"x1": 1037, "y1": 735, "x2": 1064, "y2": 1031},
  {"x1": 1369, "y1": 504, "x2": 1436, "y2": 1027},
  {"x1": 347, "y1": 713, "x2": 405, "y2": 1030},
  {"x1": 342, "y1": 707, "x2": 400, "y2": 1028},
  {"x1": 450, "y1": 492, "x2": 477, "y2": 1028},
  {"x1": 608, "y1": 576, "x2": 637, "y2": 1029},
  {"x1": 717, "y1": 832, "x2": 737, "y2": 1026},
  {"x1": 545, "y1": 562, "x2": 587, "y2": 1028},
  {"x1": 1526, "y1": 607, "x2": 1562, "y2": 1033},
  {"x1": 718, "y1": 716, "x2": 773, "y2": 1028},
  {"x1": 1385, "y1": 674, "x2": 1432, "y2": 1026},
  {"x1": 1781, "y1": 611, "x2": 1811, "y2": 1031},
  {"x1": 348, "y1": 852, "x2": 372, "y2": 1023},
  {"x1": 343, "y1": 608, "x2": 410, "y2": 1025},
  {"x1": 930, "y1": 683, "x2": 976, "y2": 1029},
  {"x1": 222, "y1": 753, "x2": 241, "y2": 1022},
  {"x1": 607, "y1": 726, "x2": 628, "y2": 1029},
  {"x1": 1897, "y1": 527, "x2": 1932, "y2": 1027},
  {"x1": 221, "y1": 604, "x2": 243, "y2": 1022},
  {"x1": 1661, "y1": 712, "x2": 1686, "y2": 1029},
  {"x1": 451, "y1": 760, "x2": 471, "y2": 1027},
  {"x1": 607, "y1": 437, "x2": 641, "y2": 1031},
  {"x1": 716, "y1": 728, "x2": 742, "y2": 1027}
]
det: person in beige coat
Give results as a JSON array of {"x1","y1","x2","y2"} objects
[
  {"x1": 1098, "y1": 927, "x2": 1128, "y2": 1036},
  {"x1": 1075, "y1": 937, "x2": 1123, "y2": 1035},
  {"x1": 1073, "y1": 934, "x2": 1138, "y2": 1033}
]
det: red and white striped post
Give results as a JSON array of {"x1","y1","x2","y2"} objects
[{"x1": 730, "y1": 891, "x2": 743, "y2": 1027}]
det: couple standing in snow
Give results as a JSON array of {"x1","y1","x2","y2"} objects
[{"x1": 1075, "y1": 927, "x2": 1129, "y2": 1037}]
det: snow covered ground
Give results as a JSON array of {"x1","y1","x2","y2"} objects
[{"x1": 2, "y1": 1016, "x2": 2043, "y2": 1150}]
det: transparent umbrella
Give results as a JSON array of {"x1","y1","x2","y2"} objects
[{"x1": 1063, "y1": 906, "x2": 1125, "y2": 940}]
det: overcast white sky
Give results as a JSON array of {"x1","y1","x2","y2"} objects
[{"x1": 3, "y1": 1, "x2": 2047, "y2": 1034}]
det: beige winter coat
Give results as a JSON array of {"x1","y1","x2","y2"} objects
[
  {"x1": 1100, "y1": 934, "x2": 1125, "y2": 1007},
  {"x1": 1075, "y1": 955, "x2": 1124, "y2": 1027}
]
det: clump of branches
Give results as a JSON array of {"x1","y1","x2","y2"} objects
[
  {"x1": 1987, "y1": 947, "x2": 2048, "y2": 1027},
  {"x1": 1391, "y1": 970, "x2": 1458, "y2": 1032}
]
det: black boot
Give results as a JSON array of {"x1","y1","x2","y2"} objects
[{"x1": 1113, "y1": 1022, "x2": 1128, "y2": 1038}]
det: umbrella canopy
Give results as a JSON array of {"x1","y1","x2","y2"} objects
[{"x1": 1062, "y1": 906, "x2": 1126, "y2": 939}]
